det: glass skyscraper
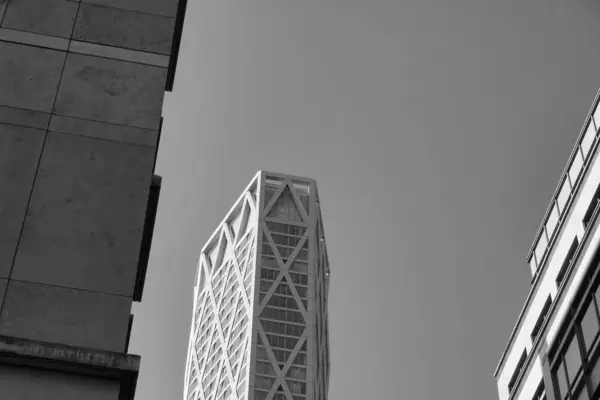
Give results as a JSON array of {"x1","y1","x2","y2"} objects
[{"x1": 183, "y1": 171, "x2": 330, "y2": 400}]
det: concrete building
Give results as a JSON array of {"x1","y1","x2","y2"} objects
[
  {"x1": 0, "y1": 0, "x2": 187, "y2": 397},
  {"x1": 495, "y1": 90, "x2": 600, "y2": 400},
  {"x1": 183, "y1": 171, "x2": 331, "y2": 400}
]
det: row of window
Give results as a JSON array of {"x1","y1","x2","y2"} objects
[
  {"x1": 508, "y1": 181, "x2": 600, "y2": 396},
  {"x1": 254, "y1": 377, "x2": 307, "y2": 394},
  {"x1": 290, "y1": 271, "x2": 310, "y2": 287},
  {"x1": 235, "y1": 233, "x2": 253, "y2": 257},
  {"x1": 260, "y1": 281, "x2": 308, "y2": 310},
  {"x1": 197, "y1": 303, "x2": 246, "y2": 352},
  {"x1": 218, "y1": 290, "x2": 241, "y2": 317},
  {"x1": 267, "y1": 189, "x2": 305, "y2": 223},
  {"x1": 262, "y1": 256, "x2": 309, "y2": 274},
  {"x1": 266, "y1": 294, "x2": 303, "y2": 312},
  {"x1": 266, "y1": 221, "x2": 306, "y2": 237},
  {"x1": 259, "y1": 280, "x2": 308, "y2": 299},
  {"x1": 202, "y1": 355, "x2": 248, "y2": 398},
  {"x1": 236, "y1": 248, "x2": 253, "y2": 274},
  {"x1": 262, "y1": 320, "x2": 305, "y2": 338},
  {"x1": 261, "y1": 267, "x2": 309, "y2": 287},
  {"x1": 265, "y1": 333, "x2": 300, "y2": 351},
  {"x1": 552, "y1": 283, "x2": 600, "y2": 400},
  {"x1": 254, "y1": 364, "x2": 307, "y2": 384},
  {"x1": 270, "y1": 233, "x2": 308, "y2": 249},
  {"x1": 235, "y1": 230, "x2": 253, "y2": 251},
  {"x1": 237, "y1": 379, "x2": 247, "y2": 399},
  {"x1": 255, "y1": 361, "x2": 277, "y2": 376},
  {"x1": 254, "y1": 389, "x2": 306, "y2": 400},
  {"x1": 262, "y1": 244, "x2": 309, "y2": 262},
  {"x1": 256, "y1": 345, "x2": 307, "y2": 366},
  {"x1": 261, "y1": 306, "x2": 305, "y2": 324},
  {"x1": 530, "y1": 105, "x2": 599, "y2": 271},
  {"x1": 261, "y1": 268, "x2": 281, "y2": 282},
  {"x1": 211, "y1": 258, "x2": 236, "y2": 284},
  {"x1": 198, "y1": 322, "x2": 247, "y2": 372}
]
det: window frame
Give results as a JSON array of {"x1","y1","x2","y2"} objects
[
  {"x1": 508, "y1": 350, "x2": 528, "y2": 395},
  {"x1": 557, "y1": 237, "x2": 581, "y2": 287},
  {"x1": 532, "y1": 296, "x2": 553, "y2": 343}
]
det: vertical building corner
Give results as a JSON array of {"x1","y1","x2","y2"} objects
[{"x1": 0, "y1": 0, "x2": 187, "y2": 397}]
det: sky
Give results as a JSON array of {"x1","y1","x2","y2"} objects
[{"x1": 129, "y1": 0, "x2": 600, "y2": 399}]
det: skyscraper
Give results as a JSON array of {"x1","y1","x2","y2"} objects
[
  {"x1": 494, "y1": 90, "x2": 600, "y2": 400},
  {"x1": 184, "y1": 171, "x2": 331, "y2": 400}
]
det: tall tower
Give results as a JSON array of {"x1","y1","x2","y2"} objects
[
  {"x1": 0, "y1": 0, "x2": 186, "y2": 397},
  {"x1": 494, "y1": 90, "x2": 600, "y2": 400},
  {"x1": 184, "y1": 171, "x2": 331, "y2": 400}
]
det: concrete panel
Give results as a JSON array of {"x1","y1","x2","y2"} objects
[
  {"x1": 81, "y1": 0, "x2": 178, "y2": 18},
  {"x1": 73, "y1": 4, "x2": 174, "y2": 55},
  {"x1": 0, "y1": 28, "x2": 70, "y2": 51},
  {"x1": 0, "y1": 42, "x2": 66, "y2": 112},
  {"x1": 49, "y1": 115, "x2": 158, "y2": 147},
  {"x1": 12, "y1": 132, "x2": 154, "y2": 296},
  {"x1": 1, "y1": 0, "x2": 78, "y2": 38},
  {"x1": 0, "y1": 124, "x2": 45, "y2": 278},
  {"x1": 69, "y1": 40, "x2": 169, "y2": 68},
  {"x1": 53, "y1": 53, "x2": 166, "y2": 130},
  {"x1": 0, "y1": 281, "x2": 131, "y2": 352},
  {"x1": 0, "y1": 105, "x2": 50, "y2": 129},
  {"x1": 0, "y1": 364, "x2": 121, "y2": 400}
]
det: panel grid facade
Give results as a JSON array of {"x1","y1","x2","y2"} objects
[{"x1": 184, "y1": 171, "x2": 330, "y2": 400}]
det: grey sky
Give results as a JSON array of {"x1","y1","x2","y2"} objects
[{"x1": 129, "y1": 1, "x2": 600, "y2": 399}]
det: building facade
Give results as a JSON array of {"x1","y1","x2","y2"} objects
[
  {"x1": 0, "y1": 0, "x2": 186, "y2": 398},
  {"x1": 495, "y1": 90, "x2": 600, "y2": 400},
  {"x1": 183, "y1": 171, "x2": 331, "y2": 400}
]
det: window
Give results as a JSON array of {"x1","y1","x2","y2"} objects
[
  {"x1": 288, "y1": 381, "x2": 306, "y2": 394},
  {"x1": 569, "y1": 151, "x2": 584, "y2": 187},
  {"x1": 557, "y1": 238, "x2": 580, "y2": 286},
  {"x1": 590, "y1": 353, "x2": 600, "y2": 388},
  {"x1": 583, "y1": 182, "x2": 600, "y2": 229},
  {"x1": 564, "y1": 336, "x2": 583, "y2": 384},
  {"x1": 257, "y1": 346, "x2": 268, "y2": 360},
  {"x1": 254, "y1": 390, "x2": 268, "y2": 400},
  {"x1": 581, "y1": 119, "x2": 597, "y2": 159},
  {"x1": 536, "y1": 233, "x2": 549, "y2": 267},
  {"x1": 557, "y1": 178, "x2": 572, "y2": 213},
  {"x1": 255, "y1": 376, "x2": 274, "y2": 390},
  {"x1": 546, "y1": 203, "x2": 560, "y2": 241},
  {"x1": 580, "y1": 300, "x2": 600, "y2": 353},
  {"x1": 508, "y1": 351, "x2": 528, "y2": 394},
  {"x1": 287, "y1": 366, "x2": 306, "y2": 380},
  {"x1": 532, "y1": 381, "x2": 546, "y2": 400},
  {"x1": 531, "y1": 296, "x2": 553, "y2": 343}
]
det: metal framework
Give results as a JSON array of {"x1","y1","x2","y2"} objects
[{"x1": 183, "y1": 171, "x2": 330, "y2": 400}]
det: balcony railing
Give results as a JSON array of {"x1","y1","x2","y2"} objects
[{"x1": 528, "y1": 90, "x2": 600, "y2": 275}]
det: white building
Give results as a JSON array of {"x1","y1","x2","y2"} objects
[
  {"x1": 183, "y1": 171, "x2": 330, "y2": 400},
  {"x1": 495, "y1": 91, "x2": 600, "y2": 400}
]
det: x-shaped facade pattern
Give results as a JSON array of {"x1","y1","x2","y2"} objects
[{"x1": 183, "y1": 171, "x2": 330, "y2": 400}]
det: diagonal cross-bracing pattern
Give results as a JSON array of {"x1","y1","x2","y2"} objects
[{"x1": 184, "y1": 171, "x2": 330, "y2": 400}]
